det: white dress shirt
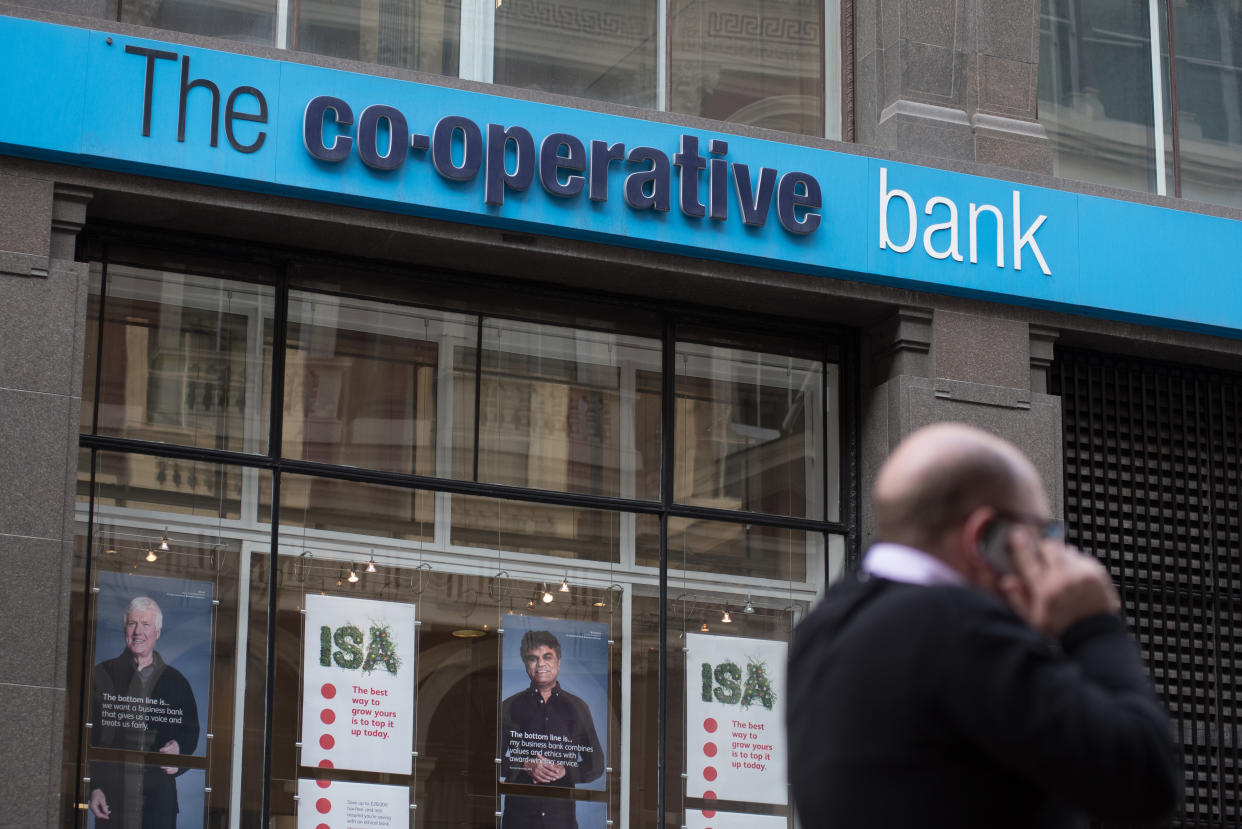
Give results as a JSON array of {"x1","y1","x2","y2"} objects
[{"x1": 861, "y1": 542, "x2": 967, "y2": 587}]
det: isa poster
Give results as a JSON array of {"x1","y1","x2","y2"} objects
[
  {"x1": 686, "y1": 809, "x2": 787, "y2": 829},
  {"x1": 301, "y1": 595, "x2": 417, "y2": 775},
  {"x1": 297, "y1": 779, "x2": 409, "y2": 829},
  {"x1": 87, "y1": 571, "x2": 214, "y2": 829},
  {"x1": 499, "y1": 613, "x2": 608, "y2": 798},
  {"x1": 685, "y1": 633, "x2": 788, "y2": 806}
]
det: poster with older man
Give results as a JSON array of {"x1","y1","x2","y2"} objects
[{"x1": 87, "y1": 571, "x2": 214, "y2": 829}]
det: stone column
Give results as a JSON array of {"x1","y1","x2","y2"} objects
[
  {"x1": 855, "y1": 0, "x2": 1053, "y2": 174},
  {"x1": 860, "y1": 304, "x2": 1064, "y2": 545},
  {"x1": 0, "y1": 173, "x2": 91, "y2": 828}
]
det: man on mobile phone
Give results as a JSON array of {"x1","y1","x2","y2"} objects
[{"x1": 788, "y1": 422, "x2": 1181, "y2": 828}]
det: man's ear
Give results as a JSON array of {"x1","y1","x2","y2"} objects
[{"x1": 961, "y1": 506, "x2": 998, "y2": 569}]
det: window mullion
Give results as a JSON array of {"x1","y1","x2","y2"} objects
[
  {"x1": 1149, "y1": 0, "x2": 1169, "y2": 196},
  {"x1": 459, "y1": 0, "x2": 496, "y2": 83},
  {"x1": 657, "y1": 0, "x2": 669, "y2": 111}
]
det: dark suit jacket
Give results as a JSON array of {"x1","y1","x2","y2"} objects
[
  {"x1": 787, "y1": 574, "x2": 1182, "y2": 829},
  {"x1": 90, "y1": 650, "x2": 200, "y2": 828}
]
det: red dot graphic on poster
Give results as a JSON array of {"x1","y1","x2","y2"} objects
[
  {"x1": 704, "y1": 790, "x2": 717, "y2": 799},
  {"x1": 320, "y1": 734, "x2": 335, "y2": 750},
  {"x1": 703, "y1": 809, "x2": 717, "y2": 819},
  {"x1": 317, "y1": 824, "x2": 330, "y2": 829},
  {"x1": 703, "y1": 717, "x2": 717, "y2": 733},
  {"x1": 703, "y1": 765, "x2": 718, "y2": 782},
  {"x1": 319, "y1": 759, "x2": 334, "y2": 769},
  {"x1": 320, "y1": 708, "x2": 335, "y2": 724},
  {"x1": 321, "y1": 683, "x2": 336, "y2": 699},
  {"x1": 703, "y1": 742, "x2": 717, "y2": 757},
  {"x1": 317, "y1": 779, "x2": 331, "y2": 789},
  {"x1": 316, "y1": 797, "x2": 331, "y2": 814}
]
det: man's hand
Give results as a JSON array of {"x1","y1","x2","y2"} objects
[
  {"x1": 159, "y1": 739, "x2": 181, "y2": 775},
  {"x1": 88, "y1": 788, "x2": 110, "y2": 819},
  {"x1": 523, "y1": 755, "x2": 567, "y2": 783},
  {"x1": 1000, "y1": 530, "x2": 1120, "y2": 638}
]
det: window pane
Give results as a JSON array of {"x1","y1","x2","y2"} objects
[
  {"x1": 669, "y1": 0, "x2": 824, "y2": 136},
  {"x1": 70, "y1": 452, "x2": 255, "y2": 829},
  {"x1": 283, "y1": 291, "x2": 476, "y2": 479},
  {"x1": 1038, "y1": 0, "x2": 1159, "y2": 192},
  {"x1": 270, "y1": 472, "x2": 435, "y2": 542},
  {"x1": 87, "y1": 264, "x2": 274, "y2": 454},
  {"x1": 639, "y1": 515, "x2": 820, "y2": 582},
  {"x1": 630, "y1": 590, "x2": 805, "y2": 828},
  {"x1": 255, "y1": 547, "x2": 623, "y2": 826},
  {"x1": 81, "y1": 451, "x2": 246, "y2": 521},
  {"x1": 675, "y1": 340, "x2": 823, "y2": 520},
  {"x1": 450, "y1": 493, "x2": 642, "y2": 564},
  {"x1": 493, "y1": 0, "x2": 658, "y2": 108},
  {"x1": 122, "y1": 0, "x2": 277, "y2": 46},
  {"x1": 469, "y1": 318, "x2": 662, "y2": 500},
  {"x1": 1172, "y1": 1, "x2": 1242, "y2": 208},
  {"x1": 295, "y1": 0, "x2": 461, "y2": 75}
]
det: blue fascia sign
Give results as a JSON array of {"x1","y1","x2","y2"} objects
[{"x1": 1, "y1": 16, "x2": 1239, "y2": 336}]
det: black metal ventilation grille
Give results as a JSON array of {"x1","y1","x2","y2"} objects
[{"x1": 1052, "y1": 348, "x2": 1240, "y2": 828}]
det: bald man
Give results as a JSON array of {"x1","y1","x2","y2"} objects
[{"x1": 788, "y1": 423, "x2": 1181, "y2": 828}]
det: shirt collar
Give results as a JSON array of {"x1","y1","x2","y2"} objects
[{"x1": 861, "y1": 542, "x2": 968, "y2": 587}]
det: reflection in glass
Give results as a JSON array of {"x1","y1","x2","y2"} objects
[
  {"x1": 639, "y1": 515, "x2": 820, "y2": 583},
  {"x1": 669, "y1": 0, "x2": 824, "y2": 135},
  {"x1": 675, "y1": 341, "x2": 824, "y2": 520},
  {"x1": 85, "y1": 264, "x2": 274, "y2": 455},
  {"x1": 1173, "y1": 1, "x2": 1242, "y2": 208},
  {"x1": 121, "y1": 0, "x2": 277, "y2": 46},
  {"x1": 283, "y1": 291, "x2": 476, "y2": 478},
  {"x1": 451, "y1": 494, "x2": 639, "y2": 563},
  {"x1": 493, "y1": 0, "x2": 658, "y2": 107},
  {"x1": 1038, "y1": 0, "x2": 1159, "y2": 192},
  {"x1": 272, "y1": 473, "x2": 434, "y2": 542},
  {"x1": 295, "y1": 0, "x2": 461, "y2": 75},
  {"x1": 83, "y1": 451, "x2": 244, "y2": 521},
  {"x1": 466, "y1": 318, "x2": 662, "y2": 500}
]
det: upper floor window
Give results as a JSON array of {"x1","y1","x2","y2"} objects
[
  {"x1": 1038, "y1": 0, "x2": 1242, "y2": 209},
  {"x1": 117, "y1": 0, "x2": 842, "y2": 138}
]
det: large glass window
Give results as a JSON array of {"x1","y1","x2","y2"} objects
[
  {"x1": 119, "y1": 0, "x2": 277, "y2": 45},
  {"x1": 493, "y1": 0, "x2": 658, "y2": 108},
  {"x1": 293, "y1": 0, "x2": 461, "y2": 75},
  {"x1": 68, "y1": 241, "x2": 850, "y2": 829},
  {"x1": 674, "y1": 336, "x2": 831, "y2": 521},
  {"x1": 1172, "y1": 0, "x2": 1242, "y2": 206},
  {"x1": 283, "y1": 291, "x2": 474, "y2": 477},
  {"x1": 669, "y1": 0, "x2": 825, "y2": 135},
  {"x1": 469, "y1": 318, "x2": 663, "y2": 500},
  {"x1": 115, "y1": 1, "x2": 840, "y2": 139},
  {"x1": 1039, "y1": 0, "x2": 1242, "y2": 208},
  {"x1": 82, "y1": 262, "x2": 275, "y2": 455}
]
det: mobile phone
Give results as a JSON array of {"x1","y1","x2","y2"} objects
[{"x1": 978, "y1": 519, "x2": 1015, "y2": 574}]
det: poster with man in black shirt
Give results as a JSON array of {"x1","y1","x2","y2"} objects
[
  {"x1": 87, "y1": 572, "x2": 212, "y2": 829},
  {"x1": 500, "y1": 614, "x2": 607, "y2": 829}
]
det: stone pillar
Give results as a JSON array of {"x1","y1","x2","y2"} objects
[
  {"x1": 860, "y1": 305, "x2": 1064, "y2": 546},
  {"x1": 0, "y1": 173, "x2": 91, "y2": 828},
  {"x1": 855, "y1": 0, "x2": 1053, "y2": 174}
]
